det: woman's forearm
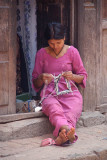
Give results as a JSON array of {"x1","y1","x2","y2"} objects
[
  {"x1": 62, "y1": 71, "x2": 84, "y2": 84},
  {"x1": 72, "y1": 74, "x2": 84, "y2": 84}
]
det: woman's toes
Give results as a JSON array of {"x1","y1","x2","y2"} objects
[
  {"x1": 67, "y1": 128, "x2": 75, "y2": 143},
  {"x1": 59, "y1": 129, "x2": 68, "y2": 143},
  {"x1": 55, "y1": 136, "x2": 62, "y2": 145},
  {"x1": 55, "y1": 129, "x2": 68, "y2": 145}
]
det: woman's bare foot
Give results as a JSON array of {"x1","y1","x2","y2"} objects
[
  {"x1": 67, "y1": 127, "x2": 75, "y2": 143},
  {"x1": 55, "y1": 129, "x2": 68, "y2": 145}
]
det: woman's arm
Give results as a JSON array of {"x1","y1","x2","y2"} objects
[{"x1": 65, "y1": 46, "x2": 87, "y2": 87}]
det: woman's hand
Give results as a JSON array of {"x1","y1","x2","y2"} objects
[
  {"x1": 40, "y1": 73, "x2": 54, "y2": 84},
  {"x1": 33, "y1": 73, "x2": 54, "y2": 89},
  {"x1": 62, "y1": 71, "x2": 84, "y2": 84},
  {"x1": 62, "y1": 71, "x2": 74, "y2": 80}
]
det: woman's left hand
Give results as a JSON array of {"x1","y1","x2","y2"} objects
[{"x1": 62, "y1": 71, "x2": 74, "y2": 80}]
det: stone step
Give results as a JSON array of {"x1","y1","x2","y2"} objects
[
  {"x1": 0, "y1": 117, "x2": 54, "y2": 141},
  {"x1": 0, "y1": 124, "x2": 107, "y2": 160},
  {"x1": 0, "y1": 111, "x2": 106, "y2": 141}
]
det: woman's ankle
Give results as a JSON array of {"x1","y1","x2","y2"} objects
[{"x1": 60, "y1": 125, "x2": 70, "y2": 133}]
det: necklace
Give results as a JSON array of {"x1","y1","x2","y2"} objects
[{"x1": 52, "y1": 44, "x2": 65, "y2": 58}]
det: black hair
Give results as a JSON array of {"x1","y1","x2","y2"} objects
[{"x1": 44, "y1": 22, "x2": 66, "y2": 40}]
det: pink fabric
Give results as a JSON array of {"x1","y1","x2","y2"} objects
[
  {"x1": 40, "y1": 138, "x2": 55, "y2": 147},
  {"x1": 32, "y1": 46, "x2": 87, "y2": 139},
  {"x1": 42, "y1": 92, "x2": 82, "y2": 137}
]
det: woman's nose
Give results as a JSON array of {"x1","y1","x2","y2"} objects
[{"x1": 53, "y1": 44, "x2": 57, "y2": 49}]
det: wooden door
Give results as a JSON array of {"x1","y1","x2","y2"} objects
[
  {"x1": 0, "y1": 0, "x2": 16, "y2": 115},
  {"x1": 36, "y1": 0, "x2": 70, "y2": 50}
]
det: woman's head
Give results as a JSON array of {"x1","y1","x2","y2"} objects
[{"x1": 44, "y1": 22, "x2": 66, "y2": 41}]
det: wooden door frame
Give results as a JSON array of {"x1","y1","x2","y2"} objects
[
  {"x1": 100, "y1": 0, "x2": 107, "y2": 105},
  {"x1": 69, "y1": 0, "x2": 78, "y2": 47},
  {"x1": 0, "y1": 0, "x2": 16, "y2": 115}
]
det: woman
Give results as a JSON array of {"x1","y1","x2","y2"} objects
[{"x1": 32, "y1": 22, "x2": 87, "y2": 146}]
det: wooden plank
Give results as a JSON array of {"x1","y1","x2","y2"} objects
[
  {"x1": 0, "y1": 8, "x2": 9, "y2": 52},
  {"x1": 0, "y1": 54, "x2": 8, "y2": 61},
  {"x1": 69, "y1": 0, "x2": 74, "y2": 45},
  {"x1": 102, "y1": 0, "x2": 107, "y2": 19},
  {"x1": 102, "y1": 20, "x2": 107, "y2": 29},
  {"x1": 102, "y1": 29, "x2": 107, "y2": 103},
  {"x1": 0, "y1": 0, "x2": 9, "y2": 6},
  {"x1": 0, "y1": 63, "x2": 9, "y2": 106},
  {"x1": 95, "y1": 0, "x2": 102, "y2": 108},
  {"x1": 0, "y1": 106, "x2": 8, "y2": 115},
  {"x1": 7, "y1": 0, "x2": 17, "y2": 114},
  {"x1": 0, "y1": 1, "x2": 9, "y2": 115}
]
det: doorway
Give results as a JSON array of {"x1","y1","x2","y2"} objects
[{"x1": 36, "y1": 0, "x2": 70, "y2": 50}]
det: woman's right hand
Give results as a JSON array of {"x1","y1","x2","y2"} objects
[{"x1": 40, "y1": 73, "x2": 54, "y2": 84}]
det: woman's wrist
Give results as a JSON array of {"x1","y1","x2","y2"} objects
[
  {"x1": 33, "y1": 74, "x2": 44, "y2": 88},
  {"x1": 72, "y1": 73, "x2": 75, "y2": 81},
  {"x1": 37, "y1": 74, "x2": 44, "y2": 86}
]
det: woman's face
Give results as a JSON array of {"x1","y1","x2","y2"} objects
[{"x1": 48, "y1": 38, "x2": 65, "y2": 53}]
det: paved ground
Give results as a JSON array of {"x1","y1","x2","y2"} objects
[{"x1": 0, "y1": 124, "x2": 107, "y2": 160}]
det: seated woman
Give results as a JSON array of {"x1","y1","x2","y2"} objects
[{"x1": 32, "y1": 22, "x2": 87, "y2": 146}]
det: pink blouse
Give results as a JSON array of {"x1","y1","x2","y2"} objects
[{"x1": 32, "y1": 46, "x2": 87, "y2": 96}]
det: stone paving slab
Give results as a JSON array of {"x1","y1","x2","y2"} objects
[
  {"x1": 80, "y1": 111, "x2": 105, "y2": 127},
  {"x1": 0, "y1": 124, "x2": 107, "y2": 160}
]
